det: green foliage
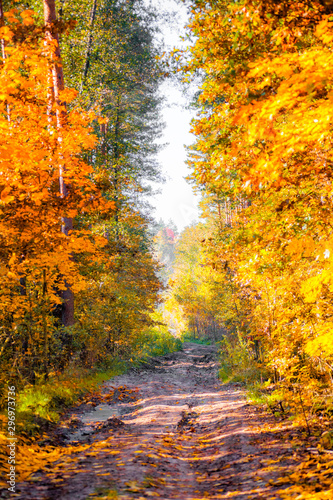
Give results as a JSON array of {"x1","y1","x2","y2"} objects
[
  {"x1": 132, "y1": 324, "x2": 182, "y2": 361},
  {"x1": 64, "y1": 0, "x2": 166, "y2": 378}
]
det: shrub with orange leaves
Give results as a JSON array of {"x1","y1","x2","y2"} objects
[{"x1": 0, "y1": 11, "x2": 111, "y2": 389}]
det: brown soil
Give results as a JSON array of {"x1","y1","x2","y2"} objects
[{"x1": 12, "y1": 343, "x2": 315, "y2": 499}]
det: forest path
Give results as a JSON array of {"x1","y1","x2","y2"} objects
[{"x1": 16, "y1": 343, "x2": 301, "y2": 499}]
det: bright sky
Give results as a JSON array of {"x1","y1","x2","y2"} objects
[{"x1": 149, "y1": 0, "x2": 200, "y2": 232}]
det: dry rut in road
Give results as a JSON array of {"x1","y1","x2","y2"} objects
[{"x1": 16, "y1": 343, "x2": 304, "y2": 499}]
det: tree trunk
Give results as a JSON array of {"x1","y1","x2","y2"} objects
[
  {"x1": 0, "y1": 1, "x2": 5, "y2": 67},
  {"x1": 113, "y1": 98, "x2": 121, "y2": 241},
  {"x1": 80, "y1": 0, "x2": 97, "y2": 93},
  {"x1": 0, "y1": 0, "x2": 10, "y2": 121},
  {"x1": 43, "y1": 0, "x2": 74, "y2": 326},
  {"x1": 100, "y1": 122, "x2": 107, "y2": 157},
  {"x1": 217, "y1": 199, "x2": 224, "y2": 232}
]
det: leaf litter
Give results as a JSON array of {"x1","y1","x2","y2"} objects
[{"x1": 2, "y1": 343, "x2": 333, "y2": 499}]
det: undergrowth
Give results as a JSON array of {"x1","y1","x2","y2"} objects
[
  {"x1": 218, "y1": 333, "x2": 333, "y2": 442},
  {"x1": 181, "y1": 332, "x2": 211, "y2": 345},
  {"x1": 218, "y1": 333, "x2": 266, "y2": 384},
  {"x1": 132, "y1": 324, "x2": 182, "y2": 361},
  {"x1": 6, "y1": 360, "x2": 126, "y2": 437}
]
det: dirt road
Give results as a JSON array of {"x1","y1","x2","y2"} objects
[{"x1": 15, "y1": 343, "x2": 303, "y2": 499}]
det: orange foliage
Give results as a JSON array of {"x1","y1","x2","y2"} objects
[{"x1": 0, "y1": 11, "x2": 112, "y2": 381}]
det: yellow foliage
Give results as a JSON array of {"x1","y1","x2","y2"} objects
[{"x1": 176, "y1": 0, "x2": 333, "y2": 421}]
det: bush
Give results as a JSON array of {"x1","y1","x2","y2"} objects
[
  {"x1": 218, "y1": 332, "x2": 268, "y2": 384},
  {"x1": 132, "y1": 325, "x2": 182, "y2": 360}
]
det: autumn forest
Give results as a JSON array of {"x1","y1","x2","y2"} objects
[{"x1": 2, "y1": 0, "x2": 333, "y2": 499}]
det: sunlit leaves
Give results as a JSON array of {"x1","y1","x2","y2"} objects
[
  {"x1": 180, "y1": 0, "x2": 333, "y2": 459},
  {"x1": 0, "y1": 11, "x2": 111, "y2": 383}
]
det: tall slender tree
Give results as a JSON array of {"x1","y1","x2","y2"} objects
[{"x1": 43, "y1": 0, "x2": 74, "y2": 326}]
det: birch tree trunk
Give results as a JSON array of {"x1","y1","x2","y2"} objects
[
  {"x1": 0, "y1": 0, "x2": 6, "y2": 63},
  {"x1": 0, "y1": 0, "x2": 10, "y2": 121}
]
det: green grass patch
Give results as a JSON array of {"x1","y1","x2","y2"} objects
[
  {"x1": 13, "y1": 358, "x2": 127, "y2": 436},
  {"x1": 247, "y1": 381, "x2": 281, "y2": 406},
  {"x1": 181, "y1": 332, "x2": 211, "y2": 345},
  {"x1": 246, "y1": 381, "x2": 287, "y2": 418},
  {"x1": 218, "y1": 363, "x2": 264, "y2": 384}
]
